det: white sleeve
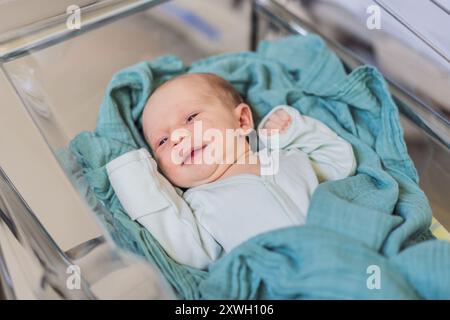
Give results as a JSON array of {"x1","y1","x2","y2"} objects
[
  {"x1": 106, "y1": 148, "x2": 222, "y2": 269},
  {"x1": 258, "y1": 105, "x2": 357, "y2": 182}
]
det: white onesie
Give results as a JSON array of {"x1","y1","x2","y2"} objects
[{"x1": 106, "y1": 105, "x2": 357, "y2": 269}]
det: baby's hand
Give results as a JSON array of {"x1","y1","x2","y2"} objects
[{"x1": 261, "y1": 109, "x2": 292, "y2": 135}]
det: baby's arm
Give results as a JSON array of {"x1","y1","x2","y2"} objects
[
  {"x1": 258, "y1": 105, "x2": 356, "y2": 182},
  {"x1": 106, "y1": 148, "x2": 221, "y2": 269}
]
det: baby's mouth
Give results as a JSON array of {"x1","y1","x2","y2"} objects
[{"x1": 181, "y1": 145, "x2": 207, "y2": 166}]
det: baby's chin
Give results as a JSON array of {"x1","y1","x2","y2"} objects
[{"x1": 168, "y1": 163, "x2": 227, "y2": 189}]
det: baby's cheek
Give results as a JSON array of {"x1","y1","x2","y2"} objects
[{"x1": 159, "y1": 152, "x2": 173, "y2": 170}]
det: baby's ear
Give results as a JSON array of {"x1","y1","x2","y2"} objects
[{"x1": 234, "y1": 103, "x2": 254, "y2": 134}]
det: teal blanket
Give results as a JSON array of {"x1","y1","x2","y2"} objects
[{"x1": 68, "y1": 35, "x2": 450, "y2": 299}]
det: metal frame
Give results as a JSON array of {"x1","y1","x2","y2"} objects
[
  {"x1": 0, "y1": 0, "x2": 168, "y2": 62},
  {"x1": 0, "y1": 0, "x2": 174, "y2": 300},
  {"x1": 250, "y1": 0, "x2": 450, "y2": 150},
  {"x1": 0, "y1": 229, "x2": 15, "y2": 300},
  {"x1": 0, "y1": 166, "x2": 95, "y2": 299},
  {"x1": 375, "y1": 0, "x2": 450, "y2": 63}
]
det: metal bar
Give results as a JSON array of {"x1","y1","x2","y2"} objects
[
  {"x1": 0, "y1": 166, "x2": 95, "y2": 299},
  {"x1": 0, "y1": 233, "x2": 16, "y2": 300},
  {"x1": 374, "y1": 0, "x2": 450, "y2": 63},
  {"x1": 0, "y1": 0, "x2": 168, "y2": 62},
  {"x1": 252, "y1": 0, "x2": 450, "y2": 149},
  {"x1": 431, "y1": 0, "x2": 450, "y2": 15},
  {"x1": 0, "y1": 196, "x2": 16, "y2": 299},
  {"x1": 250, "y1": 0, "x2": 259, "y2": 51}
]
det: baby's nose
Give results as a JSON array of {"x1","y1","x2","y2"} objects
[{"x1": 171, "y1": 128, "x2": 191, "y2": 145}]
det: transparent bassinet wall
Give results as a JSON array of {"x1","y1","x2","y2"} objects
[
  {"x1": 0, "y1": 0, "x2": 251, "y2": 299},
  {"x1": 1, "y1": 0, "x2": 449, "y2": 298}
]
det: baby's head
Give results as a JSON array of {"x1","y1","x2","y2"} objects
[{"x1": 142, "y1": 73, "x2": 254, "y2": 188}]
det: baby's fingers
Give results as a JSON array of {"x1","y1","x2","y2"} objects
[
  {"x1": 262, "y1": 109, "x2": 292, "y2": 135},
  {"x1": 266, "y1": 115, "x2": 284, "y2": 128},
  {"x1": 262, "y1": 120, "x2": 282, "y2": 135},
  {"x1": 263, "y1": 119, "x2": 281, "y2": 129},
  {"x1": 274, "y1": 109, "x2": 291, "y2": 122}
]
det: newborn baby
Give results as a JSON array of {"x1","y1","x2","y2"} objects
[{"x1": 106, "y1": 73, "x2": 356, "y2": 269}]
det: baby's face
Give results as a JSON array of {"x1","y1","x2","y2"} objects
[{"x1": 142, "y1": 75, "x2": 253, "y2": 188}]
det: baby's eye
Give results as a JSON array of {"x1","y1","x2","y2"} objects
[
  {"x1": 186, "y1": 113, "x2": 199, "y2": 123},
  {"x1": 158, "y1": 137, "x2": 168, "y2": 147}
]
